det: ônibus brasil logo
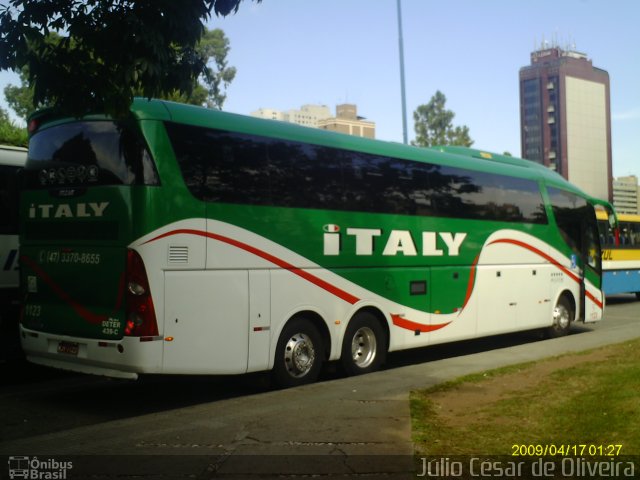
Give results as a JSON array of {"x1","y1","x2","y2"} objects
[
  {"x1": 7, "y1": 456, "x2": 73, "y2": 479},
  {"x1": 323, "y1": 224, "x2": 467, "y2": 257}
]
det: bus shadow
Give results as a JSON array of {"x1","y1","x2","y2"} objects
[
  {"x1": 374, "y1": 325, "x2": 593, "y2": 372},
  {"x1": 605, "y1": 293, "x2": 639, "y2": 305},
  {"x1": 0, "y1": 360, "x2": 274, "y2": 443},
  {"x1": 1, "y1": 323, "x2": 597, "y2": 444}
]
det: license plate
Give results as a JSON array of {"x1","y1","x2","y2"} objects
[{"x1": 57, "y1": 341, "x2": 79, "y2": 356}]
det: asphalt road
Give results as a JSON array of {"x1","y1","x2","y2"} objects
[{"x1": 0, "y1": 295, "x2": 638, "y2": 478}]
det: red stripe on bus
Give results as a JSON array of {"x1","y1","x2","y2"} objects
[
  {"x1": 20, "y1": 255, "x2": 107, "y2": 325},
  {"x1": 144, "y1": 229, "x2": 361, "y2": 305},
  {"x1": 462, "y1": 254, "x2": 480, "y2": 310},
  {"x1": 488, "y1": 238, "x2": 603, "y2": 309},
  {"x1": 585, "y1": 290, "x2": 604, "y2": 309},
  {"x1": 391, "y1": 314, "x2": 451, "y2": 332}
]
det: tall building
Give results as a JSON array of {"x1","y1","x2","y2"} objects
[
  {"x1": 251, "y1": 105, "x2": 331, "y2": 126},
  {"x1": 285, "y1": 104, "x2": 332, "y2": 128},
  {"x1": 250, "y1": 108, "x2": 285, "y2": 121},
  {"x1": 317, "y1": 103, "x2": 375, "y2": 138},
  {"x1": 519, "y1": 45, "x2": 612, "y2": 201},
  {"x1": 251, "y1": 103, "x2": 375, "y2": 138},
  {"x1": 613, "y1": 175, "x2": 640, "y2": 215}
]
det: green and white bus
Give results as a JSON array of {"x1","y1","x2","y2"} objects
[{"x1": 19, "y1": 99, "x2": 614, "y2": 387}]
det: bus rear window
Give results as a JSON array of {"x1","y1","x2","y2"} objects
[{"x1": 25, "y1": 121, "x2": 159, "y2": 188}]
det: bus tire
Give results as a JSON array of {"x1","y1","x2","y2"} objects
[
  {"x1": 272, "y1": 318, "x2": 323, "y2": 388},
  {"x1": 546, "y1": 295, "x2": 573, "y2": 338},
  {"x1": 341, "y1": 312, "x2": 387, "y2": 376}
]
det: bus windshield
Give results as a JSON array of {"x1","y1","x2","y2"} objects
[{"x1": 547, "y1": 187, "x2": 601, "y2": 274}]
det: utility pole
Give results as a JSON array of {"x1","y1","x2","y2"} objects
[{"x1": 396, "y1": 0, "x2": 408, "y2": 144}]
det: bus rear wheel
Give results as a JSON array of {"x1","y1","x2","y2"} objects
[
  {"x1": 546, "y1": 296, "x2": 573, "y2": 338},
  {"x1": 272, "y1": 318, "x2": 323, "y2": 388},
  {"x1": 341, "y1": 312, "x2": 387, "y2": 376}
]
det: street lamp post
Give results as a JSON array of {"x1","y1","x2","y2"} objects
[{"x1": 396, "y1": 0, "x2": 408, "y2": 144}]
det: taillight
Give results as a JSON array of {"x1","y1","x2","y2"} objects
[
  {"x1": 28, "y1": 118, "x2": 39, "y2": 134},
  {"x1": 124, "y1": 249, "x2": 158, "y2": 337}
]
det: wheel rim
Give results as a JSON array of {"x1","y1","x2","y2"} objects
[
  {"x1": 351, "y1": 326, "x2": 377, "y2": 369},
  {"x1": 553, "y1": 304, "x2": 570, "y2": 331},
  {"x1": 284, "y1": 333, "x2": 316, "y2": 378}
]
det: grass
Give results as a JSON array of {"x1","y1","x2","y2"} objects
[{"x1": 411, "y1": 338, "x2": 640, "y2": 456}]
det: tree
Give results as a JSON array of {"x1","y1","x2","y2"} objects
[
  {"x1": 0, "y1": 0, "x2": 258, "y2": 119},
  {"x1": 0, "y1": 107, "x2": 27, "y2": 146},
  {"x1": 199, "y1": 28, "x2": 236, "y2": 109},
  {"x1": 412, "y1": 91, "x2": 473, "y2": 148},
  {"x1": 4, "y1": 68, "x2": 34, "y2": 120},
  {"x1": 3, "y1": 26, "x2": 234, "y2": 120},
  {"x1": 161, "y1": 27, "x2": 236, "y2": 110}
]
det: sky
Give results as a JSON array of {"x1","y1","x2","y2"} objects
[{"x1": 1, "y1": 0, "x2": 638, "y2": 178}]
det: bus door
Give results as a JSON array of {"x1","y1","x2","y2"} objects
[
  {"x1": 548, "y1": 188, "x2": 602, "y2": 321},
  {"x1": 579, "y1": 204, "x2": 603, "y2": 321}
]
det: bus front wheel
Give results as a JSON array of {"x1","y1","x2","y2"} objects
[
  {"x1": 341, "y1": 312, "x2": 387, "y2": 376},
  {"x1": 547, "y1": 296, "x2": 573, "y2": 338},
  {"x1": 272, "y1": 318, "x2": 323, "y2": 388}
]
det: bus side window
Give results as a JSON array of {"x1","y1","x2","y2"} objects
[{"x1": 630, "y1": 223, "x2": 640, "y2": 246}]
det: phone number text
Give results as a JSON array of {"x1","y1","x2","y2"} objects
[{"x1": 39, "y1": 250, "x2": 101, "y2": 265}]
